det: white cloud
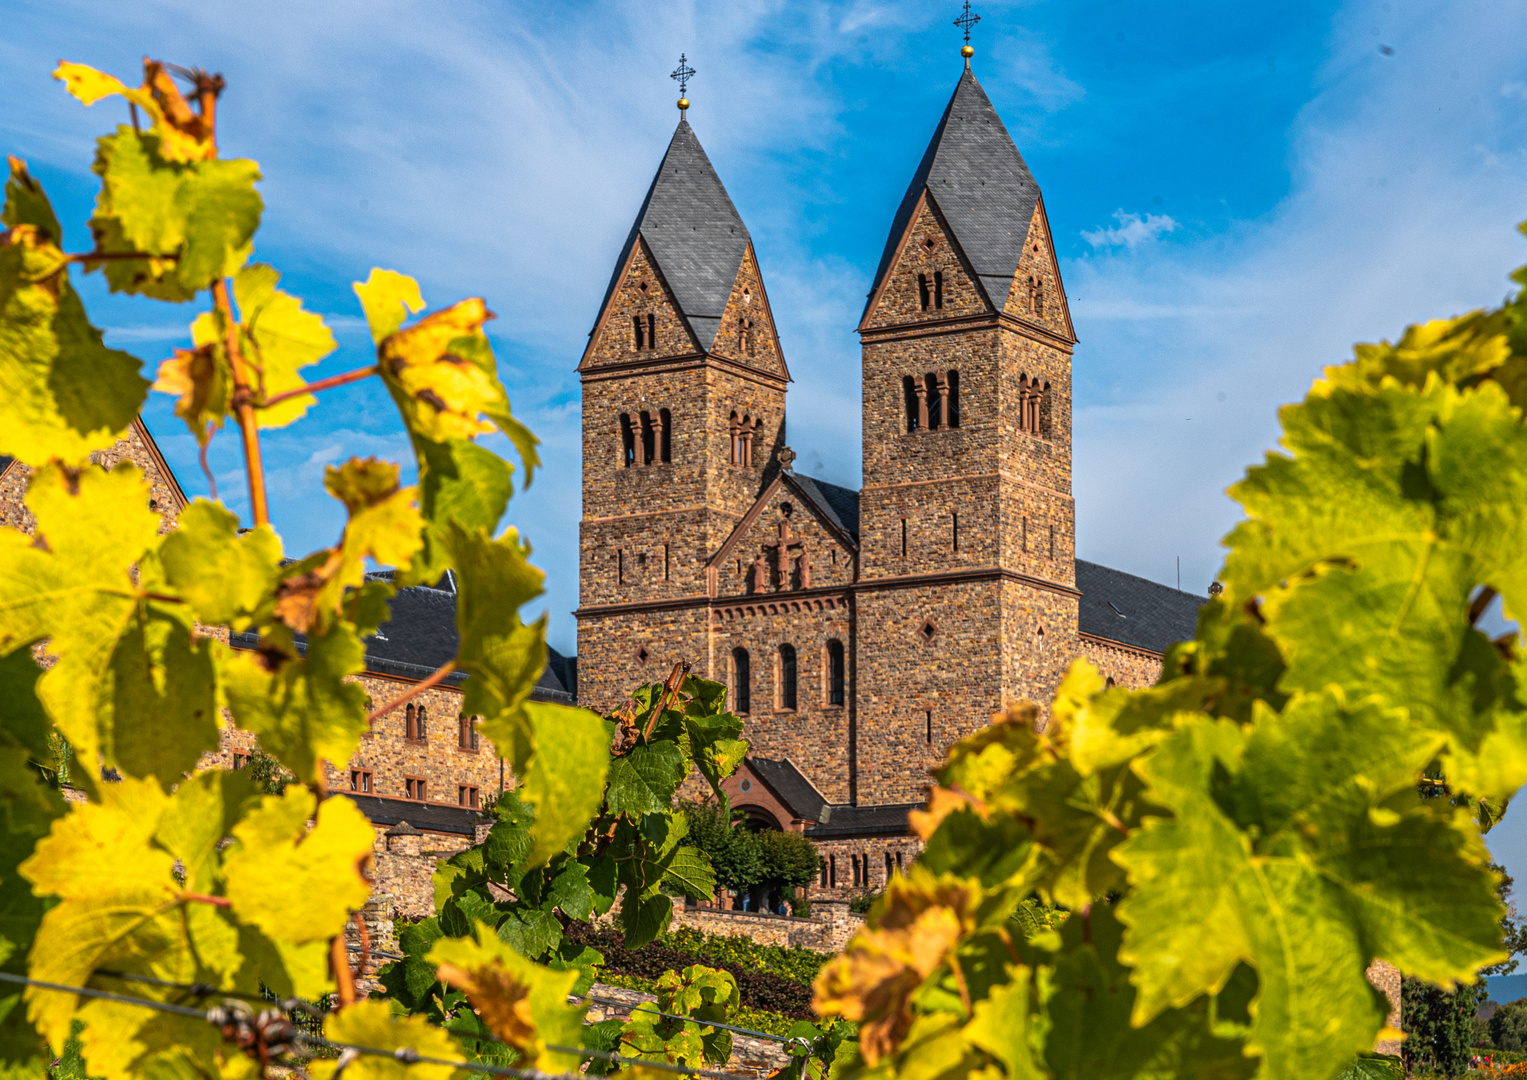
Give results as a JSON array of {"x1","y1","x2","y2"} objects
[{"x1": 1081, "y1": 210, "x2": 1180, "y2": 250}]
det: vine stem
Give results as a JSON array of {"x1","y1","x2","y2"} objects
[
  {"x1": 330, "y1": 934, "x2": 356, "y2": 1009},
  {"x1": 180, "y1": 891, "x2": 231, "y2": 909},
  {"x1": 643, "y1": 660, "x2": 691, "y2": 742},
  {"x1": 66, "y1": 250, "x2": 176, "y2": 263},
  {"x1": 365, "y1": 661, "x2": 457, "y2": 726},
  {"x1": 213, "y1": 277, "x2": 270, "y2": 526},
  {"x1": 259, "y1": 365, "x2": 378, "y2": 410}
]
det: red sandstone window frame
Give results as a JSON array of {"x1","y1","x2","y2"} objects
[
  {"x1": 405, "y1": 703, "x2": 428, "y2": 744},
  {"x1": 458, "y1": 784, "x2": 480, "y2": 809},
  {"x1": 404, "y1": 775, "x2": 428, "y2": 802},
  {"x1": 350, "y1": 769, "x2": 373, "y2": 794},
  {"x1": 824, "y1": 639, "x2": 845, "y2": 708},
  {"x1": 458, "y1": 714, "x2": 479, "y2": 752},
  {"x1": 776, "y1": 644, "x2": 798, "y2": 712}
]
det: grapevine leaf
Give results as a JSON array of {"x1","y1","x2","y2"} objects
[
  {"x1": 607, "y1": 742, "x2": 687, "y2": 818},
  {"x1": 154, "y1": 769, "x2": 262, "y2": 894},
  {"x1": 0, "y1": 463, "x2": 160, "y2": 773},
  {"x1": 405, "y1": 436, "x2": 515, "y2": 587},
  {"x1": 660, "y1": 845, "x2": 718, "y2": 901},
  {"x1": 544, "y1": 860, "x2": 596, "y2": 921},
  {"x1": 311, "y1": 1000, "x2": 460, "y2": 1080},
  {"x1": 220, "y1": 620, "x2": 369, "y2": 785},
  {"x1": 0, "y1": 164, "x2": 148, "y2": 465},
  {"x1": 447, "y1": 520, "x2": 546, "y2": 758},
  {"x1": 0, "y1": 650, "x2": 65, "y2": 1080},
  {"x1": 1114, "y1": 696, "x2": 1503, "y2": 1080},
  {"x1": 86, "y1": 127, "x2": 261, "y2": 297},
  {"x1": 962, "y1": 977, "x2": 1043, "y2": 1080},
  {"x1": 684, "y1": 707, "x2": 748, "y2": 803},
  {"x1": 158, "y1": 500, "x2": 282, "y2": 630},
  {"x1": 429, "y1": 922, "x2": 587, "y2": 1073},
  {"x1": 518, "y1": 702, "x2": 609, "y2": 869},
  {"x1": 222, "y1": 787, "x2": 375, "y2": 945},
  {"x1": 104, "y1": 606, "x2": 219, "y2": 789},
  {"x1": 234, "y1": 262, "x2": 336, "y2": 427},
  {"x1": 55, "y1": 61, "x2": 214, "y2": 164},
  {"x1": 617, "y1": 890, "x2": 673, "y2": 952},
  {"x1": 353, "y1": 267, "x2": 425, "y2": 343},
  {"x1": 2, "y1": 154, "x2": 62, "y2": 240},
  {"x1": 151, "y1": 342, "x2": 228, "y2": 445}
]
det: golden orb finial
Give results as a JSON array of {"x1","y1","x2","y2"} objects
[
  {"x1": 678, "y1": 97, "x2": 689, "y2": 113},
  {"x1": 962, "y1": 44, "x2": 974, "y2": 58}
]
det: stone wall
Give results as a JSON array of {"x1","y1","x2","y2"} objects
[
  {"x1": 672, "y1": 899, "x2": 863, "y2": 954},
  {"x1": 808, "y1": 837, "x2": 924, "y2": 900},
  {"x1": 1078, "y1": 633, "x2": 1165, "y2": 690}
]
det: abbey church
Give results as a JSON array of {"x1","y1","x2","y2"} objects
[
  {"x1": 0, "y1": 50, "x2": 1205, "y2": 904},
  {"x1": 573, "y1": 58, "x2": 1205, "y2": 873}
]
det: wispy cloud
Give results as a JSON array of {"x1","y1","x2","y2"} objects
[{"x1": 1082, "y1": 210, "x2": 1180, "y2": 250}]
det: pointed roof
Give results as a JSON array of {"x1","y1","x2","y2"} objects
[
  {"x1": 866, "y1": 69, "x2": 1041, "y2": 316},
  {"x1": 594, "y1": 119, "x2": 751, "y2": 353}
]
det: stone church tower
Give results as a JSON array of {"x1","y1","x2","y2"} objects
[{"x1": 853, "y1": 67, "x2": 1079, "y2": 803}]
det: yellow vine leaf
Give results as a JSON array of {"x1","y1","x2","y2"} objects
[
  {"x1": 353, "y1": 267, "x2": 425, "y2": 343},
  {"x1": 812, "y1": 870, "x2": 979, "y2": 1065},
  {"x1": 221, "y1": 787, "x2": 374, "y2": 945},
  {"x1": 54, "y1": 60, "x2": 214, "y2": 163},
  {"x1": 0, "y1": 463, "x2": 169, "y2": 775},
  {"x1": 309, "y1": 1000, "x2": 460, "y2": 1080},
  {"x1": 378, "y1": 297, "x2": 500, "y2": 443},
  {"x1": 428, "y1": 922, "x2": 586, "y2": 1073}
]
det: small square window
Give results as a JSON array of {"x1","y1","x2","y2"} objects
[
  {"x1": 350, "y1": 769, "x2": 373, "y2": 794},
  {"x1": 458, "y1": 785, "x2": 480, "y2": 809},
  {"x1": 405, "y1": 776, "x2": 427, "y2": 801}
]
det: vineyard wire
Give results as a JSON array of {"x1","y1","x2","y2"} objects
[{"x1": 0, "y1": 972, "x2": 774, "y2": 1080}]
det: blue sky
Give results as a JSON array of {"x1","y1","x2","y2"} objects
[{"x1": 7, "y1": 1, "x2": 1527, "y2": 878}]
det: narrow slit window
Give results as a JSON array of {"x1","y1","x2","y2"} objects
[
  {"x1": 663, "y1": 543, "x2": 670, "y2": 581},
  {"x1": 945, "y1": 370, "x2": 959, "y2": 427},
  {"x1": 901, "y1": 518, "x2": 908, "y2": 558},
  {"x1": 827, "y1": 640, "x2": 845, "y2": 706},
  {"x1": 658, "y1": 408, "x2": 672, "y2": 463},
  {"x1": 647, "y1": 313, "x2": 656, "y2": 348},
  {"x1": 1022, "y1": 516, "x2": 1028, "y2": 553},
  {"x1": 1049, "y1": 524, "x2": 1055, "y2": 559},
  {"x1": 618, "y1": 549, "x2": 625, "y2": 585},
  {"x1": 779, "y1": 645, "x2": 797, "y2": 711},
  {"x1": 732, "y1": 648, "x2": 751, "y2": 714},
  {"x1": 952, "y1": 511, "x2": 959, "y2": 552},
  {"x1": 933, "y1": 270, "x2": 944, "y2": 309},
  {"x1": 885, "y1": 852, "x2": 894, "y2": 879},
  {"x1": 925, "y1": 709, "x2": 933, "y2": 745},
  {"x1": 829, "y1": 855, "x2": 837, "y2": 887}
]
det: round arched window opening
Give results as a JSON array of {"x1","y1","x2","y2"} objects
[{"x1": 740, "y1": 778, "x2": 752, "y2": 793}]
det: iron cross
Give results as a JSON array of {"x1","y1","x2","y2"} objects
[
  {"x1": 954, "y1": 1, "x2": 981, "y2": 44},
  {"x1": 670, "y1": 54, "x2": 696, "y2": 97}
]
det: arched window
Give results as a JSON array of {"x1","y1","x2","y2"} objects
[
  {"x1": 658, "y1": 408, "x2": 672, "y2": 463},
  {"x1": 619, "y1": 414, "x2": 636, "y2": 467},
  {"x1": 1018, "y1": 375, "x2": 1043, "y2": 434},
  {"x1": 633, "y1": 312, "x2": 656, "y2": 350},
  {"x1": 779, "y1": 645, "x2": 797, "y2": 711},
  {"x1": 458, "y1": 714, "x2": 478, "y2": 750},
  {"x1": 903, "y1": 376, "x2": 920, "y2": 432},
  {"x1": 405, "y1": 703, "x2": 417, "y2": 740},
  {"x1": 933, "y1": 270, "x2": 944, "y2": 310},
  {"x1": 917, "y1": 273, "x2": 930, "y2": 311},
  {"x1": 732, "y1": 648, "x2": 751, "y2": 714},
  {"x1": 924, "y1": 373, "x2": 943, "y2": 430},
  {"x1": 827, "y1": 640, "x2": 845, "y2": 706},
  {"x1": 729, "y1": 414, "x2": 756, "y2": 467},
  {"x1": 416, "y1": 705, "x2": 427, "y2": 740},
  {"x1": 945, "y1": 370, "x2": 960, "y2": 427}
]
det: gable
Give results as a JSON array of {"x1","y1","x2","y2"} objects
[
  {"x1": 1004, "y1": 200, "x2": 1075, "y2": 341},
  {"x1": 709, "y1": 475, "x2": 857, "y2": 598},
  {"x1": 861, "y1": 193, "x2": 993, "y2": 330},
  {"x1": 707, "y1": 244, "x2": 790, "y2": 380},
  {"x1": 579, "y1": 236, "x2": 701, "y2": 370}
]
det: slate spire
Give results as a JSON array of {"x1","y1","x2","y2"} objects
[
  {"x1": 865, "y1": 69, "x2": 1041, "y2": 316},
  {"x1": 591, "y1": 118, "x2": 751, "y2": 353}
]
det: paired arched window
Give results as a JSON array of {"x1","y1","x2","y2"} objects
[
  {"x1": 778, "y1": 645, "x2": 797, "y2": 711},
  {"x1": 458, "y1": 714, "x2": 478, "y2": 751},
  {"x1": 903, "y1": 370, "x2": 959, "y2": 433},
  {"x1": 1027, "y1": 276, "x2": 1044, "y2": 318},
  {"x1": 917, "y1": 270, "x2": 944, "y2": 311},
  {"x1": 619, "y1": 410, "x2": 671, "y2": 467},
  {"x1": 406, "y1": 703, "x2": 427, "y2": 741},
  {"x1": 826, "y1": 640, "x2": 845, "y2": 706},
  {"x1": 1018, "y1": 375, "x2": 1047, "y2": 436},
  {"x1": 732, "y1": 648, "x2": 751, "y2": 714},
  {"x1": 729, "y1": 411, "x2": 758, "y2": 466}
]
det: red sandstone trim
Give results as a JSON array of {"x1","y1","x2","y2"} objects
[
  {"x1": 1078, "y1": 631, "x2": 1163, "y2": 660},
  {"x1": 858, "y1": 566, "x2": 1081, "y2": 599},
  {"x1": 861, "y1": 471, "x2": 1073, "y2": 501},
  {"x1": 578, "y1": 352, "x2": 790, "y2": 392},
  {"x1": 858, "y1": 310, "x2": 1077, "y2": 352},
  {"x1": 131, "y1": 417, "x2": 190, "y2": 512}
]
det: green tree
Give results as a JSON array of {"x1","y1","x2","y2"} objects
[
  {"x1": 758, "y1": 828, "x2": 822, "y2": 893},
  {"x1": 1491, "y1": 998, "x2": 1527, "y2": 1052},
  {"x1": 1402, "y1": 977, "x2": 1484, "y2": 1074},
  {"x1": 678, "y1": 796, "x2": 765, "y2": 895}
]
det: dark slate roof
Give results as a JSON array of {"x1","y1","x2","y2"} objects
[
  {"x1": 749, "y1": 757, "x2": 828, "y2": 822},
  {"x1": 338, "y1": 793, "x2": 487, "y2": 837},
  {"x1": 593, "y1": 119, "x2": 750, "y2": 353},
  {"x1": 804, "y1": 802, "x2": 920, "y2": 839},
  {"x1": 1075, "y1": 559, "x2": 1204, "y2": 655},
  {"x1": 230, "y1": 575, "x2": 573, "y2": 703},
  {"x1": 790, "y1": 473, "x2": 860, "y2": 541},
  {"x1": 866, "y1": 69, "x2": 1040, "y2": 317}
]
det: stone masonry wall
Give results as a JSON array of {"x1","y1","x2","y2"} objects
[{"x1": 1078, "y1": 634, "x2": 1165, "y2": 690}]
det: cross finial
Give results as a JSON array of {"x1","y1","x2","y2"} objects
[
  {"x1": 671, "y1": 54, "x2": 696, "y2": 115},
  {"x1": 954, "y1": 1, "x2": 980, "y2": 67}
]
